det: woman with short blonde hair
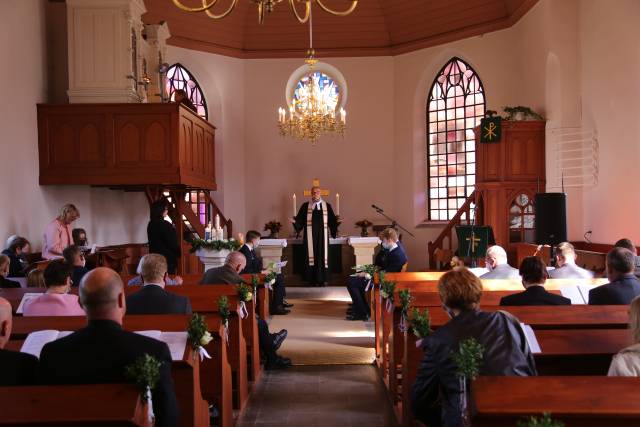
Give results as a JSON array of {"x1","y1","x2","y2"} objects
[
  {"x1": 43, "y1": 204, "x2": 80, "y2": 260},
  {"x1": 608, "y1": 296, "x2": 640, "y2": 376}
]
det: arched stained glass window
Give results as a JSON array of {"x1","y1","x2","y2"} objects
[
  {"x1": 165, "y1": 63, "x2": 208, "y2": 120},
  {"x1": 509, "y1": 193, "x2": 535, "y2": 243},
  {"x1": 427, "y1": 57, "x2": 485, "y2": 221}
]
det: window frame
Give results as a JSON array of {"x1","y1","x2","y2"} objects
[{"x1": 165, "y1": 63, "x2": 208, "y2": 120}]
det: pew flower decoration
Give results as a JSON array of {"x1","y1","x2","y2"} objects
[
  {"x1": 218, "y1": 296, "x2": 231, "y2": 344},
  {"x1": 236, "y1": 283, "x2": 253, "y2": 319},
  {"x1": 125, "y1": 353, "x2": 162, "y2": 424},
  {"x1": 190, "y1": 237, "x2": 242, "y2": 253},
  {"x1": 353, "y1": 264, "x2": 378, "y2": 291},
  {"x1": 251, "y1": 274, "x2": 260, "y2": 296},
  {"x1": 452, "y1": 337, "x2": 485, "y2": 427},
  {"x1": 409, "y1": 307, "x2": 432, "y2": 346},
  {"x1": 380, "y1": 276, "x2": 396, "y2": 313},
  {"x1": 264, "y1": 262, "x2": 278, "y2": 290},
  {"x1": 517, "y1": 413, "x2": 565, "y2": 427},
  {"x1": 187, "y1": 313, "x2": 213, "y2": 361},
  {"x1": 398, "y1": 289, "x2": 412, "y2": 332}
]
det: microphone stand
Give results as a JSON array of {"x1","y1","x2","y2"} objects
[{"x1": 371, "y1": 205, "x2": 415, "y2": 238}]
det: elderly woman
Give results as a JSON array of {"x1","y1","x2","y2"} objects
[
  {"x1": 43, "y1": 204, "x2": 80, "y2": 260},
  {"x1": 411, "y1": 267, "x2": 537, "y2": 427},
  {"x1": 608, "y1": 296, "x2": 640, "y2": 376}
]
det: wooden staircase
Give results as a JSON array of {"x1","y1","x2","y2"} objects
[{"x1": 427, "y1": 190, "x2": 483, "y2": 270}]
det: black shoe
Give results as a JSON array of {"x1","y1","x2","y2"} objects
[
  {"x1": 283, "y1": 300, "x2": 294, "y2": 308},
  {"x1": 272, "y1": 329, "x2": 288, "y2": 351},
  {"x1": 271, "y1": 306, "x2": 290, "y2": 315},
  {"x1": 346, "y1": 314, "x2": 368, "y2": 321},
  {"x1": 265, "y1": 357, "x2": 292, "y2": 370}
]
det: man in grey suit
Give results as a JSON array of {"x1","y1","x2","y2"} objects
[
  {"x1": 126, "y1": 254, "x2": 191, "y2": 315},
  {"x1": 589, "y1": 248, "x2": 640, "y2": 305},
  {"x1": 480, "y1": 245, "x2": 520, "y2": 279},
  {"x1": 549, "y1": 242, "x2": 593, "y2": 279}
]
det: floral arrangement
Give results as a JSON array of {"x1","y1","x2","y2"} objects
[
  {"x1": 187, "y1": 313, "x2": 213, "y2": 350},
  {"x1": 409, "y1": 307, "x2": 432, "y2": 339},
  {"x1": 263, "y1": 262, "x2": 278, "y2": 288},
  {"x1": 124, "y1": 353, "x2": 162, "y2": 403},
  {"x1": 380, "y1": 279, "x2": 396, "y2": 301},
  {"x1": 237, "y1": 283, "x2": 253, "y2": 302},
  {"x1": 517, "y1": 413, "x2": 565, "y2": 427},
  {"x1": 452, "y1": 337, "x2": 484, "y2": 380},
  {"x1": 190, "y1": 237, "x2": 241, "y2": 253},
  {"x1": 218, "y1": 296, "x2": 230, "y2": 327},
  {"x1": 503, "y1": 106, "x2": 544, "y2": 121},
  {"x1": 264, "y1": 220, "x2": 282, "y2": 236},
  {"x1": 352, "y1": 264, "x2": 378, "y2": 280},
  {"x1": 398, "y1": 289, "x2": 413, "y2": 332}
]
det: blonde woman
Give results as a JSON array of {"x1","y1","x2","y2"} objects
[
  {"x1": 608, "y1": 296, "x2": 640, "y2": 376},
  {"x1": 26, "y1": 269, "x2": 45, "y2": 288},
  {"x1": 42, "y1": 204, "x2": 80, "y2": 260}
]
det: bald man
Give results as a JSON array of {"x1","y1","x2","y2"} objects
[
  {"x1": 480, "y1": 245, "x2": 520, "y2": 279},
  {"x1": 200, "y1": 252, "x2": 291, "y2": 370},
  {"x1": 0, "y1": 297, "x2": 38, "y2": 385},
  {"x1": 38, "y1": 268, "x2": 179, "y2": 426}
]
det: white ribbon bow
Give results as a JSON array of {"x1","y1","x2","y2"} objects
[
  {"x1": 197, "y1": 345, "x2": 212, "y2": 361},
  {"x1": 385, "y1": 298, "x2": 394, "y2": 313},
  {"x1": 364, "y1": 279, "x2": 373, "y2": 292},
  {"x1": 239, "y1": 301, "x2": 248, "y2": 319},
  {"x1": 145, "y1": 386, "x2": 155, "y2": 425},
  {"x1": 222, "y1": 322, "x2": 229, "y2": 346}
]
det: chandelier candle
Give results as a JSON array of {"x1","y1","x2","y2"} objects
[{"x1": 293, "y1": 194, "x2": 297, "y2": 216}]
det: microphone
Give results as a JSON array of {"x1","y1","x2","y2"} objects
[{"x1": 371, "y1": 204, "x2": 383, "y2": 212}]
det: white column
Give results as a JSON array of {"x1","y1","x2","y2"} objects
[
  {"x1": 348, "y1": 236, "x2": 381, "y2": 267},
  {"x1": 257, "y1": 239, "x2": 288, "y2": 273}
]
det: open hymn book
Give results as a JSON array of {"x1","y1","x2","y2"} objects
[
  {"x1": 21, "y1": 330, "x2": 188, "y2": 360},
  {"x1": 559, "y1": 284, "x2": 598, "y2": 304},
  {"x1": 520, "y1": 323, "x2": 542, "y2": 354}
]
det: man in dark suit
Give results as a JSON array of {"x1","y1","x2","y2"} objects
[
  {"x1": 0, "y1": 255, "x2": 20, "y2": 288},
  {"x1": 480, "y1": 245, "x2": 520, "y2": 279},
  {"x1": 239, "y1": 230, "x2": 290, "y2": 315},
  {"x1": 63, "y1": 245, "x2": 89, "y2": 287},
  {"x1": 347, "y1": 228, "x2": 408, "y2": 321},
  {"x1": 201, "y1": 252, "x2": 291, "y2": 370},
  {"x1": 589, "y1": 247, "x2": 640, "y2": 305},
  {"x1": 0, "y1": 297, "x2": 38, "y2": 385},
  {"x1": 500, "y1": 256, "x2": 571, "y2": 306},
  {"x1": 614, "y1": 238, "x2": 640, "y2": 280},
  {"x1": 38, "y1": 268, "x2": 179, "y2": 426},
  {"x1": 126, "y1": 254, "x2": 191, "y2": 315}
]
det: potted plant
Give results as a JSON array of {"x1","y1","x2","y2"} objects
[
  {"x1": 264, "y1": 220, "x2": 282, "y2": 238},
  {"x1": 502, "y1": 106, "x2": 544, "y2": 121},
  {"x1": 355, "y1": 219, "x2": 373, "y2": 237}
]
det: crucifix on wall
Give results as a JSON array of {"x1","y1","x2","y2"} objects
[{"x1": 303, "y1": 179, "x2": 330, "y2": 197}]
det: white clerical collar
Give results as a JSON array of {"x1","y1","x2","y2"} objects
[{"x1": 244, "y1": 243, "x2": 253, "y2": 251}]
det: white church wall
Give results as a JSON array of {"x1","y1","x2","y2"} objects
[
  {"x1": 579, "y1": 0, "x2": 640, "y2": 244},
  {"x1": 0, "y1": 0, "x2": 149, "y2": 252}
]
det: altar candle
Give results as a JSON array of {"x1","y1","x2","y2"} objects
[
  {"x1": 336, "y1": 193, "x2": 340, "y2": 216},
  {"x1": 340, "y1": 108, "x2": 346, "y2": 124},
  {"x1": 214, "y1": 214, "x2": 220, "y2": 230},
  {"x1": 293, "y1": 193, "x2": 297, "y2": 216}
]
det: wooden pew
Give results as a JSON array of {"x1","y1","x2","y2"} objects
[
  {"x1": 472, "y1": 376, "x2": 640, "y2": 427},
  {"x1": 0, "y1": 384, "x2": 150, "y2": 426},
  {"x1": 400, "y1": 328, "x2": 629, "y2": 427},
  {"x1": 10, "y1": 315, "x2": 232, "y2": 427},
  {"x1": 1, "y1": 284, "x2": 257, "y2": 411}
]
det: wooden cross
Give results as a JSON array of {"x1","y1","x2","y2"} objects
[
  {"x1": 303, "y1": 178, "x2": 330, "y2": 197},
  {"x1": 466, "y1": 232, "x2": 481, "y2": 254}
]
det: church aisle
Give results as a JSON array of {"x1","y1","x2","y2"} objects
[
  {"x1": 267, "y1": 287, "x2": 375, "y2": 365},
  {"x1": 237, "y1": 365, "x2": 397, "y2": 427}
]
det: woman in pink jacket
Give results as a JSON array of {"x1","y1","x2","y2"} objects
[
  {"x1": 23, "y1": 260, "x2": 84, "y2": 317},
  {"x1": 42, "y1": 204, "x2": 80, "y2": 260}
]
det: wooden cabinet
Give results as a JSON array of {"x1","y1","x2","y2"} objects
[
  {"x1": 475, "y1": 121, "x2": 545, "y2": 251},
  {"x1": 37, "y1": 103, "x2": 216, "y2": 189}
]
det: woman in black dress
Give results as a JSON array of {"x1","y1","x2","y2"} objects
[{"x1": 147, "y1": 201, "x2": 181, "y2": 274}]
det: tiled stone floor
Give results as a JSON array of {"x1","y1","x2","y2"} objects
[{"x1": 237, "y1": 365, "x2": 398, "y2": 427}]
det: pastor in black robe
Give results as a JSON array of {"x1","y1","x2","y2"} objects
[{"x1": 293, "y1": 200, "x2": 338, "y2": 285}]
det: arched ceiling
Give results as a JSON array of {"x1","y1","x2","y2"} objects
[{"x1": 143, "y1": 0, "x2": 538, "y2": 58}]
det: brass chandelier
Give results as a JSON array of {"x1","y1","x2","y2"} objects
[
  {"x1": 172, "y1": 0, "x2": 358, "y2": 24},
  {"x1": 277, "y1": 6, "x2": 346, "y2": 144}
]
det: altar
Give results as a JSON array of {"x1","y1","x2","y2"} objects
[{"x1": 256, "y1": 237, "x2": 381, "y2": 286}]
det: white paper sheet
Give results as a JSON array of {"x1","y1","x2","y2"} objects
[
  {"x1": 21, "y1": 330, "x2": 72, "y2": 358},
  {"x1": 16, "y1": 293, "x2": 44, "y2": 314},
  {"x1": 469, "y1": 267, "x2": 489, "y2": 277},
  {"x1": 520, "y1": 323, "x2": 542, "y2": 354},
  {"x1": 560, "y1": 285, "x2": 586, "y2": 304},
  {"x1": 134, "y1": 330, "x2": 162, "y2": 340},
  {"x1": 578, "y1": 284, "x2": 597, "y2": 304},
  {"x1": 160, "y1": 332, "x2": 188, "y2": 361}
]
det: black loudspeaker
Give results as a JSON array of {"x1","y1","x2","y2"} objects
[{"x1": 535, "y1": 193, "x2": 567, "y2": 245}]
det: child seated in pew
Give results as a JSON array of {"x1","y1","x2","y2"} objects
[
  {"x1": 0, "y1": 297, "x2": 38, "y2": 386},
  {"x1": 62, "y1": 245, "x2": 89, "y2": 288},
  {"x1": 411, "y1": 268, "x2": 537, "y2": 427},
  {"x1": 608, "y1": 296, "x2": 640, "y2": 376},
  {"x1": 346, "y1": 228, "x2": 407, "y2": 321},
  {"x1": 500, "y1": 256, "x2": 571, "y2": 306},
  {"x1": 38, "y1": 268, "x2": 179, "y2": 427}
]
